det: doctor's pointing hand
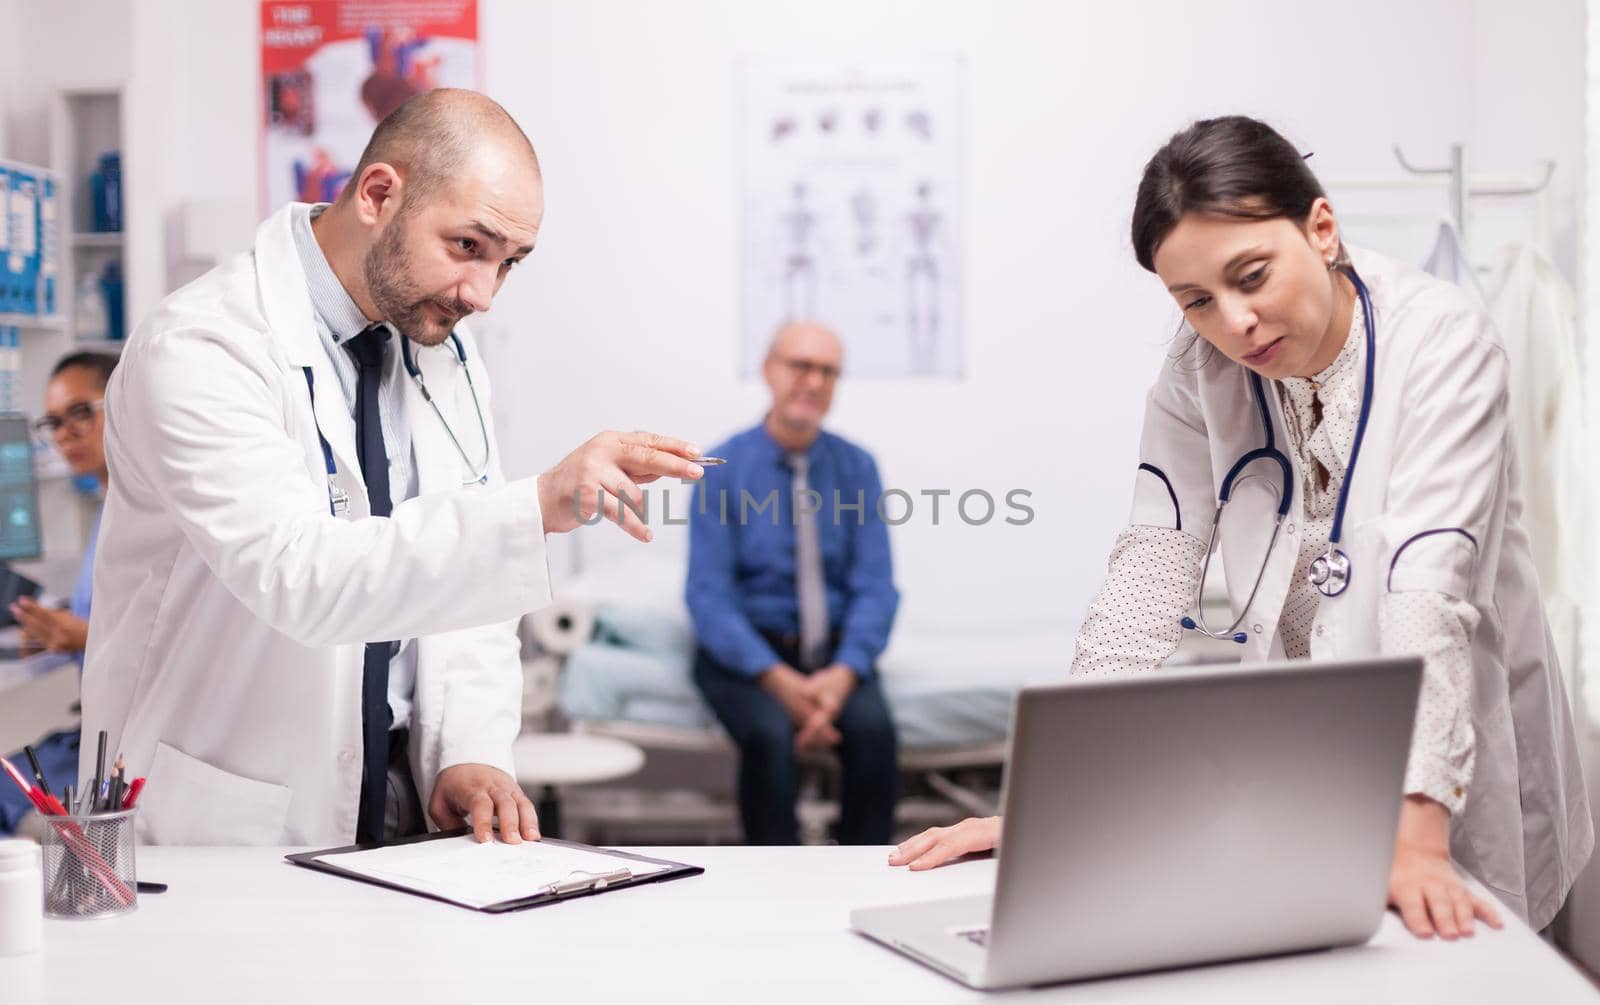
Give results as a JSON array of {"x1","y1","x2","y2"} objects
[{"x1": 81, "y1": 89, "x2": 701, "y2": 848}]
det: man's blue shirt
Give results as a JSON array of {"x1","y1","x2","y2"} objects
[{"x1": 685, "y1": 421, "x2": 898, "y2": 678}]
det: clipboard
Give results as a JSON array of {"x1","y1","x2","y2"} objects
[{"x1": 286, "y1": 827, "x2": 704, "y2": 913}]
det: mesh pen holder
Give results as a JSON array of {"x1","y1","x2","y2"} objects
[{"x1": 40, "y1": 808, "x2": 138, "y2": 919}]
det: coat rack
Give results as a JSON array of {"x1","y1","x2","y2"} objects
[{"x1": 1390, "y1": 143, "x2": 1556, "y2": 252}]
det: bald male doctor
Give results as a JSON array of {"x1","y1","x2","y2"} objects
[{"x1": 82, "y1": 89, "x2": 702, "y2": 847}]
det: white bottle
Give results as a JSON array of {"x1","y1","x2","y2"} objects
[
  {"x1": 0, "y1": 838, "x2": 43, "y2": 956},
  {"x1": 76, "y1": 271, "x2": 107, "y2": 344}
]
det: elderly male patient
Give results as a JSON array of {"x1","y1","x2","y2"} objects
[{"x1": 686, "y1": 321, "x2": 900, "y2": 846}]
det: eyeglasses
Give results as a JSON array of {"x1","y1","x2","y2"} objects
[
  {"x1": 33, "y1": 400, "x2": 104, "y2": 436},
  {"x1": 776, "y1": 357, "x2": 841, "y2": 383}
]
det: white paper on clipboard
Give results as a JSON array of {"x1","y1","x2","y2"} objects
[{"x1": 313, "y1": 835, "x2": 670, "y2": 909}]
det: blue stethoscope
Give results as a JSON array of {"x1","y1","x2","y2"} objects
[
  {"x1": 1180, "y1": 266, "x2": 1376, "y2": 644},
  {"x1": 302, "y1": 331, "x2": 493, "y2": 517}
]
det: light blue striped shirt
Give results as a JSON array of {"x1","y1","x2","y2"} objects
[{"x1": 292, "y1": 204, "x2": 419, "y2": 731}]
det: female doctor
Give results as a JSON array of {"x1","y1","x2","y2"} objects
[{"x1": 890, "y1": 117, "x2": 1593, "y2": 940}]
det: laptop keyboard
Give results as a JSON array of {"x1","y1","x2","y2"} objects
[{"x1": 955, "y1": 927, "x2": 990, "y2": 947}]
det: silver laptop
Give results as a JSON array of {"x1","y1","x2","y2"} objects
[{"x1": 852, "y1": 656, "x2": 1422, "y2": 989}]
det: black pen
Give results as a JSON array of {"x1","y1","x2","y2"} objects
[
  {"x1": 92, "y1": 731, "x2": 107, "y2": 813},
  {"x1": 22, "y1": 745, "x2": 50, "y2": 798}
]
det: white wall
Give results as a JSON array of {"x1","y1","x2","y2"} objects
[
  {"x1": 1468, "y1": 0, "x2": 1587, "y2": 280},
  {"x1": 0, "y1": 0, "x2": 17, "y2": 159},
  {"x1": 2, "y1": 0, "x2": 1586, "y2": 634},
  {"x1": 480, "y1": 0, "x2": 1490, "y2": 633},
  {"x1": 3, "y1": 0, "x2": 129, "y2": 167},
  {"x1": 122, "y1": 0, "x2": 258, "y2": 328}
]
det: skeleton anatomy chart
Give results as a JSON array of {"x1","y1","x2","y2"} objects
[{"x1": 739, "y1": 59, "x2": 964, "y2": 379}]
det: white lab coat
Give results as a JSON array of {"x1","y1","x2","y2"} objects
[
  {"x1": 81, "y1": 204, "x2": 554, "y2": 846},
  {"x1": 1130, "y1": 247, "x2": 1592, "y2": 929},
  {"x1": 1485, "y1": 246, "x2": 1593, "y2": 702}
]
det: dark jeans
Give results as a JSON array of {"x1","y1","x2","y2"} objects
[{"x1": 693, "y1": 636, "x2": 898, "y2": 846}]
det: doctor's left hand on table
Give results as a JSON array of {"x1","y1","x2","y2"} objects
[
  {"x1": 429, "y1": 763, "x2": 541, "y2": 844},
  {"x1": 537, "y1": 430, "x2": 707, "y2": 543},
  {"x1": 1388, "y1": 795, "x2": 1502, "y2": 940}
]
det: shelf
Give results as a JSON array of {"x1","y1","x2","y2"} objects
[
  {"x1": 0, "y1": 314, "x2": 67, "y2": 330},
  {"x1": 72, "y1": 232, "x2": 123, "y2": 249}
]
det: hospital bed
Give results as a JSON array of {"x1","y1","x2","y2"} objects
[{"x1": 534, "y1": 600, "x2": 1073, "y2": 844}]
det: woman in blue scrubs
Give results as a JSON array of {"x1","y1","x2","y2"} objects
[{"x1": 0, "y1": 352, "x2": 117, "y2": 834}]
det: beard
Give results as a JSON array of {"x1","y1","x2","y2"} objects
[{"x1": 363, "y1": 216, "x2": 472, "y2": 347}]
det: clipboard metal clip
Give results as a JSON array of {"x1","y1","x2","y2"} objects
[{"x1": 547, "y1": 867, "x2": 633, "y2": 896}]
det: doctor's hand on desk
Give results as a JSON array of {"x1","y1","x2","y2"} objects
[
  {"x1": 1388, "y1": 795, "x2": 1503, "y2": 940},
  {"x1": 10, "y1": 597, "x2": 88, "y2": 653},
  {"x1": 888, "y1": 816, "x2": 1002, "y2": 870},
  {"x1": 537, "y1": 430, "x2": 707, "y2": 543},
  {"x1": 428, "y1": 763, "x2": 541, "y2": 844}
]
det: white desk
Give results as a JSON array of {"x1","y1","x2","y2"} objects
[{"x1": 3, "y1": 846, "x2": 1594, "y2": 1004}]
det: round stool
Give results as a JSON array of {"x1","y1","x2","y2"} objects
[{"x1": 512, "y1": 734, "x2": 645, "y2": 839}]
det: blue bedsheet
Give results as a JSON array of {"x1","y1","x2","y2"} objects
[{"x1": 560, "y1": 604, "x2": 1060, "y2": 750}]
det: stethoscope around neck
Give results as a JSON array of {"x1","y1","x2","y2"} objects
[
  {"x1": 1180, "y1": 266, "x2": 1376, "y2": 644},
  {"x1": 301, "y1": 330, "x2": 493, "y2": 517},
  {"x1": 399, "y1": 332, "x2": 493, "y2": 487}
]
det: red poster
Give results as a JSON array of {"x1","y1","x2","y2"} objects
[{"x1": 260, "y1": 1, "x2": 480, "y2": 213}]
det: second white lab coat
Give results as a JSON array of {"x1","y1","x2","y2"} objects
[
  {"x1": 1129, "y1": 247, "x2": 1592, "y2": 929},
  {"x1": 81, "y1": 204, "x2": 554, "y2": 846},
  {"x1": 1485, "y1": 246, "x2": 1593, "y2": 702}
]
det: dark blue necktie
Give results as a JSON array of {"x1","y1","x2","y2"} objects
[{"x1": 346, "y1": 324, "x2": 395, "y2": 843}]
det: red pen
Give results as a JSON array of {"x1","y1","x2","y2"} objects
[
  {"x1": 122, "y1": 777, "x2": 145, "y2": 810},
  {"x1": 0, "y1": 756, "x2": 37, "y2": 804},
  {"x1": 1, "y1": 755, "x2": 135, "y2": 906},
  {"x1": 2, "y1": 758, "x2": 69, "y2": 817}
]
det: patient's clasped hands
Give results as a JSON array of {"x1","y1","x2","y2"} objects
[{"x1": 761, "y1": 663, "x2": 858, "y2": 752}]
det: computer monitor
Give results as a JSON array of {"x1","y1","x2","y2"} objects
[{"x1": 0, "y1": 416, "x2": 43, "y2": 562}]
